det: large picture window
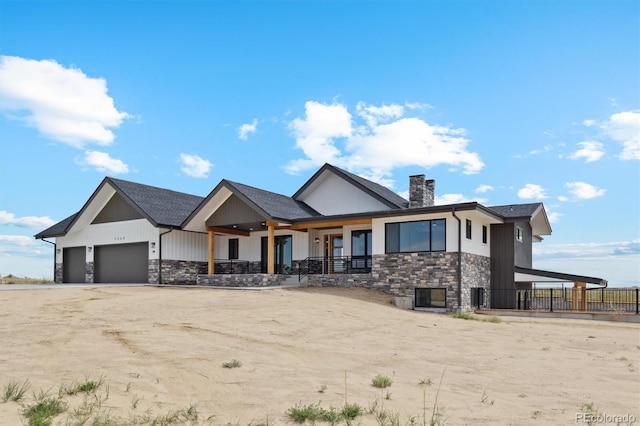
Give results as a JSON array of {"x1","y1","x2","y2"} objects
[{"x1": 385, "y1": 219, "x2": 446, "y2": 253}]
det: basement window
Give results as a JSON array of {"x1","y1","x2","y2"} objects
[{"x1": 415, "y1": 288, "x2": 447, "y2": 308}]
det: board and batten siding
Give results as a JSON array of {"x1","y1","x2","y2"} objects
[
  {"x1": 297, "y1": 172, "x2": 392, "y2": 215},
  {"x1": 214, "y1": 230, "x2": 310, "y2": 261},
  {"x1": 161, "y1": 230, "x2": 208, "y2": 262}
]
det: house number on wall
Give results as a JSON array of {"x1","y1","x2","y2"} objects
[{"x1": 114, "y1": 236, "x2": 126, "y2": 241}]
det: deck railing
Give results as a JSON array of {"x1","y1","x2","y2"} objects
[
  {"x1": 475, "y1": 288, "x2": 639, "y2": 314},
  {"x1": 298, "y1": 256, "x2": 372, "y2": 281}
]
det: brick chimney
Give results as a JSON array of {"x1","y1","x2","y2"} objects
[{"x1": 409, "y1": 175, "x2": 435, "y2": 208}]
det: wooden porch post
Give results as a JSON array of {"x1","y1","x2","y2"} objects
[
  {"x1": 572, "y1": 281, "x2": 586, "y2": 311},
  {"x1": 208, "y1": 229, "x2": 215, "y2": 274},
  {"x1": 267, "y1": 222, "x2": 275, "y2": 275}
]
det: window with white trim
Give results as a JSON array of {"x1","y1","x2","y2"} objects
[{"x1": 516, "y1": 227, "x2": 523, "y2": 242}]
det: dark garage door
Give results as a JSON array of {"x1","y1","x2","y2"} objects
[
  {"x1": 63, "y1": 246, "x2": 86, "y2": 283},
  {"x1": 94, "y1": 242, "x2": 148, "y2": 283}
]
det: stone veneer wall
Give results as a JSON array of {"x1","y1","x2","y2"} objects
[
  {"x1": 460, "y1": 253, "x2": 491, "y2": 310},
  {"x1": 55, "y1": 263, "x2": 63, "y2": 283},
  {"x1": 148, "y1": 259, "x2": 159, "y2": 284},
  {"x1": 307, "y1": 252, "x2": 491, "y2": 312},
  {"x1": 86, "y1": 262, "x2": 94, "y2": 283},
  {"x1": 197, "y1": 274, "x2": 289, "y2": 287},
  {"x1": 159, "y1": 260, "x2": 208, "y2": 285}
]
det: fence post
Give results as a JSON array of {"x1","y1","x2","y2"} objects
[
  {"x1": 636, "y1": 288, "x2": 639, "y2": 315},
  {"x1": 517, "y1": 292, "x2": 521, "y2": 310},
  {"x1": 550, "y1": 288, "x2": 553, "y2": 312}
]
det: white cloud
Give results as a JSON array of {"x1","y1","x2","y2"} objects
[
  {"x1": 475, "y1": 184, "x2": 494, "y2": 194},
  {"x1": 0, "y1": 211, "x2": 55, "y2": 229},
  {"x1": 583, "y1": 119, "x2": 596, "y2": 127},
  {"x1": 77, "y1": 150, "x2": 129, "y2": 174},
  {"x1": 568, "y1": 141, "x2": 605, "y2": 163},
  {"x1": 286, "y1": 100, "x2": 484, "y2": 184},
  {"x1": 517, "y1": 184, "x2": 547, "y2": 200},
  {"x1": 601, "y1": 110, "x2": 640, "y2": 160},
  {"x1": 0, "y1": 235, "x2": 36, "y2": 247},
  {"x1": 286, "y1": 101, "x2": 353, "y2": 173},
  {"x1": 546, "y1": 210, "x2": 562, "y2": 224},
  {"x1": 528, "y1": 145, "x2": 553, "y2": 155},
  {"x1": 356, "y1": 102, "x2": 404, "y2": 127},
  {"x1": 238, "y1": 119, "x2": 258, "y2": 140},
  {"x1": 179, "y1": 153, "x2": 213, "y2": 178},
  {"x1": 0, "y1": 56, "x2": 129, "y2": 147},
  {"x1": 565, "y1": 182, "x2": 606, "y2": 200},
  {"x1": 557, "y1": 196, "x2": 569, "y2": 202},
  {"x1": 534, "y1": 239, "x2": 639, "y2": 260}
]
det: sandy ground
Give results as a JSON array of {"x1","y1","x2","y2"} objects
[{"x1": 0, "y1": 286, "x2": 638, "y2": 425}]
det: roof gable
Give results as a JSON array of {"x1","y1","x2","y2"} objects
[
  {"x1": 489, "y1": 202, "x2": 552, "y2": 238},
  {"x1": 293, "y1": 164, "x2": 409, "y2": 214},
  {"x1": 108, "y1": 178, "x2": 204, "y2": 227},
  {"x1": 36, "y1": 178, "x2": 204, "y2": 239}
]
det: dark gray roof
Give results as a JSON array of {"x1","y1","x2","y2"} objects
[
  {"x1": 293, "y1": 163, "x2": 409, "y2": 209},
  {"x1": 34, "y1": 213, "x2": 78, "y2": 239},
  {"x1": 108, "y1": 178, "x2": 204, "y2": 227},
  {"x1": 35, "y1": 178, "x2": 204, "y2": 239},
  {"x1": 226, "y1": 180, "x2": 321, "y2": 221},
  {"x1": 489, "y1": 203, "x2": 542, "y2": 218}
]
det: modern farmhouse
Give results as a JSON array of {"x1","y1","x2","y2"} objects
[{"x1": 36, "y1": 163, "x2": 606, "y2": 312}]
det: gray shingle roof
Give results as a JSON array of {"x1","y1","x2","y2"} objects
[
  {"x1": 108, "y1": 178, "x2": 204, "y2": 227},
  {"x1": 34, "y1": 213, "x2": 78, "y2": 239},
  {"x1": 489, "y1": 203, "x2": 542, "y2": 218},
  {"x1": 226, "y1": 180, "x2": 321, "y2": 221},
  {"x1": 35, "y1": 178, "x2": 205, "y2": 239}
]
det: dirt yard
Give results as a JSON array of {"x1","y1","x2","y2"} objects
[{"x1": 0, "y1": 286, "x2": 638, "y2": 425}]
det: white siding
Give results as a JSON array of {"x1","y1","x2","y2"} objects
[
  {"x1": 55, "y1": 219, "x2": 157, "y2": 263},
  {"x1": 214, "y1": 230, "x2": 310, "y2": 261},
  {"x1": 372, "y1": 211, "x2": 496, "y2": 257},
  {"x1": 298, "y1": 173, "x2": 391, "y2": 215},
  {"x1": 162, "y1": 230, "x2": 208, "y2": 262}
]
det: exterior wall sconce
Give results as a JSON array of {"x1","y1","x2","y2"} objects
[
  {"x1": 150, "y1": 242, "x2": 156, "y2": 249},
  {"x1": 56, "y1": 248, "x2": 61, "y2": 254},
  {"x1": 314, "y1": 237, "x2": 320, "y2": 244},
  {"x1": 87, "y1": 246, "x2": 92, "y2": 253}
]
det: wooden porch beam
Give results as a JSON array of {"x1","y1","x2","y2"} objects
[
  {"x1": 289, "y1": 218, "x2": 372, "y2": 230},
  {"x1": 207, "y1": 226, "x2": 251, "y2": 237}
]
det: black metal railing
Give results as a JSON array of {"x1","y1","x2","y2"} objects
[
  {"x1": 476, "y1": 288, "x2": 639, "y2": 314},
  {"x1": 298, "y1": 256, "x2": 372, "y2": 281},
  {"x1": 212, "y1": 259, "x2": 251, "y2": 274}
]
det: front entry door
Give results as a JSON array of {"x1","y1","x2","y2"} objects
[
  {"x1": 261, "y1": 235, "x2": 292, "y2": 274},
  {"x1": 325, "y1": 234, "x2": 344, "y2": 273}
]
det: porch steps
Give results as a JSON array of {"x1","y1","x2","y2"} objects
[{"x1": 279, "y1": 275, "x2": 307, "y2": 287}]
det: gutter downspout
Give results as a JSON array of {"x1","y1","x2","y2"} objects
[
  {"x1": 451, "y1": 208, "x2": 462, "y2": 312},
  {"x1": 40, "y1": 238, "x2": 56, "y2": 283},
  {"x1": 158, "y1": 229, "x2": 173, "y2": 285}
]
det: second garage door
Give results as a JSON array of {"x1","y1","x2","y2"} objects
[{"x1": 94, "y1": 242, "x2": 149, "y2": 283}]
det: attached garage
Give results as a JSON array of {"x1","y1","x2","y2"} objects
[
  {"x1": 94, "y1": 242, "x2": 149, "y2": 283},
  {"x1": 63, "y1": 246, "x2": 86, "y2": 283}
]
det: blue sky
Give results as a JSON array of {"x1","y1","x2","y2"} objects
[{"x1": 0, "y1": 1, "x2": 638, "y2": 286}]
